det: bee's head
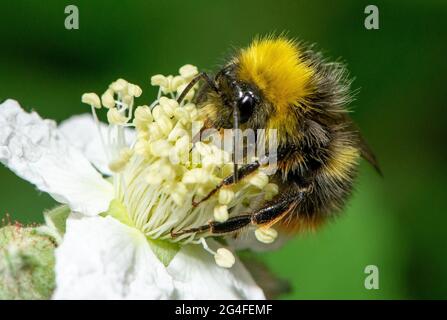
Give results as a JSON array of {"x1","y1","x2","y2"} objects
[{"x1": 208, "y1": 64, "x2": 269, "y2": 130}]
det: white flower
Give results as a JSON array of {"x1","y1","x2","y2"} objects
[{"x1": 0, "y1": 66, "x2": 274, "y2": 300}]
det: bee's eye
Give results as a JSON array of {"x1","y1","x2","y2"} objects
[{"x1": 238, "y1": 93, "x2": 256, "y2": 123}]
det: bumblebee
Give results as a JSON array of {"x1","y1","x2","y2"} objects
[{"x1": 173, "y1": 36, "x2": 380, "y2": 237}]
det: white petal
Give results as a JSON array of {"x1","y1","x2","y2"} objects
[
  {"x1": 53, "y1": 215, "x2": 175, "y2": 299},
  {"x1": 167, "y1": 241, "x2": 265, "y2": 300},
  {"x1": 59, "y1": 114, "x2": 135, "y2": 175},
  {"x1": 0, "y1": 100, "x2": 113, "y2": 216}
]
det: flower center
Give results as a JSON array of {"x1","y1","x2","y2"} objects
[{"x1": 82, "y1": 66, "x2": 279, "y2": 265}]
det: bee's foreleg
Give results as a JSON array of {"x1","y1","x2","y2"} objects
[
  {"x1": 192, "y1": 161, "x2": 261, "y2": 206},
  {"x1": 170, "y1": 214, "x2": 252, "y2": 238},
  {"x1": 192, "y1": 154, "x2": 273, "y2": 207}
]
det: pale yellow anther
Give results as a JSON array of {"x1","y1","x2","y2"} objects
[
  {"x1": 107, "y1": 108, "x2": 128, "y2": 125},
  {"x1": 146, "y1": 159, "x2": 176, "y2": 184},
  {"x1": 155, "y1": 115, "x2": 173, "y2": 136},
  {"x1": 264, "y1": 183, "x2": 279, "y2": 200},
  {"x1": 149, "y1": 139, "x2": 172, "y2": 157},
  {"x1": 214, "y1": 205, "x2": 229, "y2": 222},
  {"x1": 134, "y1": 140, "x2": 149, "y2": 155},
  {"x1": 82, "y1": 93, "x2": 101, "y2": 109},
  {"x1": 151, "y1": 105, "x2": 166, "y2": 121},
  {"x1": 101, "y1": 89, "x2": 115, "y2": 109},
  {"x1": 161, "y1": 75, "x2": 175, "y2": 94},
  {"x1": 195, "y1": 142, "x2": 212, "y2": 157},
  {"x1": 184, "y1": 103, "x2": 198, "y2": 118},
  {"x1": 249, "y1": 171, "x2": 269, "y2": 189},
  {"x1": 179, "y1": 64, "x2": 199, "y2": 80},
  {"x1": 171, "y1": 76, "x2": 186, "y2": 91},
  {"x1": 137, "y1": 131, "x2": 149, "y2": 140},
  {"x1": 134, "y1": 105, "x2": 153, "y2": 123},
  {"x1": 127, "y1": 83, "x2": 143, "y2": 97},
  {"x1": 182, "y1": 168, "x2": 209, "y2": 184},
  {"x1": 168, "y1": 126, "x2": 188, "y2": 142},
  {"x1": 255, "y1": 227, "x2": 278, "y2": 244},
  {"x1": 110, "y1": 78, "x2": 128, "y2": 93},
  {"x1": 159, "y1": 97, "x2": 179, "y2": 117},
  {"x1": 173, "y1": 107, "x2": 190, "y2": 124},
  {"x1": 218, "y1": 189, "x2": 235, "y2": 205},
  {"x1": 151, "y1": 74, "x2": 168, "y2": 87},
  {"x1": 108, "y1": 148, "x2": 133, "y2": 172},
  {"x1": 148, "y1": 122, "x2": 163, "y2": 140},
  {"x1": 134, "y1": 119, "x2": 149, "y2": 132},
  {"x1": 159, "y1": 163, "x2": 176, "y2": 181},
  {"x1": 202, "y1": 153, "x2": 226, "y2": 168},
  {"x1": 184, "y1": 103, "x2": 196, "y2": 113},
  {"x1": 214, "y1": 248, "x2": 235, "y2": 268},
  {"x1": 174, "y1": 135, "x2": 191, "y2": 155},
  {"x1": 121, "y1": 94, "x2": 133, "y2": 107},
  {"x1": 177, "y1": 83, "x2": 194, "y2": 101}
]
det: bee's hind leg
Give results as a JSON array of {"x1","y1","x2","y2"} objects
[{"x1": 172, "y1": 194, "x2": 301, "y2": 238}]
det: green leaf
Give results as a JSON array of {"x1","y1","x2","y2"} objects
[{"x1": 146, "y1": 237, "x2": 180, "y2": 267}]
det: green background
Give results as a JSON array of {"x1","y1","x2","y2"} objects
[{"x1": 1, "y1": 0, "x2": 446, "y2": 299}]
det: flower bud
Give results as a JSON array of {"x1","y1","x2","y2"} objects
[{"x1": 0, "y1": 225, "x2": 55, "y2": 299}]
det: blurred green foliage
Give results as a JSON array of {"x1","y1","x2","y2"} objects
[{"x1": 0, "y1": 0, "x2": 446, "y2": 299}]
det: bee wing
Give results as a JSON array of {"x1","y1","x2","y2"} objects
[{"x1": 358, "y1": 133, "x2": 382, "y2": 176}]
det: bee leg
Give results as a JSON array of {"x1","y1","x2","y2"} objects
[
  {"x1": 172, "y1": 194, "x2": 302, "y2": 238},
  {"x1": 170, "y1": 214, "x2": 252, "y2": 238},
  {"x1": 192, "y1": 160, "x2": 262, "y2": 207},
  {"x1": 251, "y1": 193, "x2": 302, "y2": 228},
  {"x1": 177, "y1": 72, "x2": 219, "y2": 104}
]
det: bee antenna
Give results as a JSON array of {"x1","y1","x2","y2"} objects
[{"x1": 177, "y1": 72, "x2": 219, "y2": 104}]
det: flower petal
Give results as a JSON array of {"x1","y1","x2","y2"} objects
[
  {"x1": 167, "y1": 241, "x2": 265, "y2": 300},
  {"x1": 0, "y1": 100, "x2": 113, "y2": 216},
  {"x1": 59, "y1": 114, "x2": 135, "y2": 176},
  {"x1": 53, "y1": 215, "x2": 175, "y2": 299}
]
